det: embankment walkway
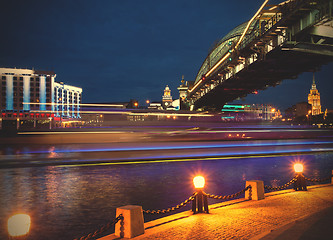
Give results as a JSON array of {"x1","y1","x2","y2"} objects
[{"x1": 101, "y1": 184, "x2": 333, "y2": 239}]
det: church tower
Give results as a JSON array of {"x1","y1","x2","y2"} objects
[
  {"x1": 177, "y1": 75, "x2": 189, "y2": 110},
  {"x1": 308, "y1": 73, "x2": 322, "y2": 115},
  {"x1": 177, "y1": 75, "x2": 189, "y2": 100},
  {"x1": 162, "y1": 85, "x2": 173, "y2": 108}
]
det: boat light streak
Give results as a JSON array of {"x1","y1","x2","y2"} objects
[
  {"x1": 55, "y1": 147, "x2": 333, "y2": 168},
  {"x1": 20, "y1": 140, "x2": 333, "y2": 155},
  {"x1": 28, "y1": 110, "x2": 214, "y2": 117},
  {"x1": 24, "y1": 102, "x2": 124, "y2": 107}
]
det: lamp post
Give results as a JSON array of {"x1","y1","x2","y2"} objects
[
  {"x1": 192, "y1": 176, "x2": 209, "y2": 213},
  {"x1": 293, "y1": 163, "x2": 307, "y2": 191},
  {"x1": 7, "y1": 214, "x2": 31, "y2": 239}
]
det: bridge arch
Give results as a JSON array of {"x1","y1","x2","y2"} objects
[{"x1": 186, "y1": 0, "x2": 333, "y2": 111}]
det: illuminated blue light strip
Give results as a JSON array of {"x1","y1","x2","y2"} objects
[
  {"x1": 23, "y1": 76, "x2": 30, "y2": 110},
  {"x1": 6, "y1": 75, "x2": 13, "y2": 110},
  {"x1": 40, "y1": 76, "x2": 46, "y2": 111},
  {"x1": 51, "y1": 77, "x2": 54, "y2": 112},
  {"x1": 221, "y1": 109, "x2": 245, "y2": 112}
]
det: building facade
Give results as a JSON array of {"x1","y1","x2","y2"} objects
[
  {"x1": 1, "y1": 68, "x2": 55, "y2": 112},
  {"x1": 54, "y1": 82, "x2": 82, "y2": 118},
  {"x1": 308, "y1": 73, "x2": 321, "y2": 116},
  {"x1": 0, "y1": 67, "x2": 82, "y2": 129}
]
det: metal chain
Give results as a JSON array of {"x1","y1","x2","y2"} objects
[
  {"x1": 264, "y1": 177, "x2": 297, "y2": 191},
  {"x1": 206, "y1": 185, "x2": 251, "y2": 200},
  {"x1": 304, "y1": 175, "x2": 333, "y2": 183},
  {"x1": 74, "y1": 172, "x2": 332, "y2": 239},
  {"x1": 74, "y1": 214, "x2": 123, "y2": 240},
  {"x1": 143, "y1": 193, "x2": 197, "y2": 214}
]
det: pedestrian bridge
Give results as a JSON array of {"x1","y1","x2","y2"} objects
[{"x1": 184, "y1": 0, "x2": 333, "y2": 110}]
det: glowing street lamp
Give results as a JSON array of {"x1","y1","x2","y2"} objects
[
  {"x1": 293, "y1": 163, "x2": 307, "y2": 191},
  {"x1": 7, "y1": 214, "x2": 31, "y2": 238},
  {"x1": 193, "y1": 176, "x2": 205, "y2": 189},
  {"x1": 192, "y1": 176, "x2": 209, "y2": 214},
  {"x1": 294, "y1": 163, "x2": 304, "y2": 173}
]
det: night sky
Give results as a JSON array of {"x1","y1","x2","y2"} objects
[{"x1": 1, "y1": 0, "x2": 332, "y2": 111}]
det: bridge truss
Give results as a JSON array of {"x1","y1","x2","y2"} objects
[{"x1": 186, "y1": 0, "x2": 333, "y2": 110}]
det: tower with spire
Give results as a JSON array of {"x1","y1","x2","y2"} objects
[
  {"x1": 177, "y1": 75, "x2": 189, "y2": 110},
  {"x1": 308, "y1": 73, "x2": 322, "y2": 115},
  {"x1": 162, "y1": 85, "x2": 173, "y2": 109}
]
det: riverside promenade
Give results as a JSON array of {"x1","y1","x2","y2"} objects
[{"x1": 100, "y1": 184, "x2": 333, "y2": 240}]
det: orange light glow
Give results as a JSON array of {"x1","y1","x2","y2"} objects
[
  {"x1": 8, "y1": 214, "x2": 31, "y2": 237},
  {"x1": 234, "y1": 0, "x2": 270, "y2": 49},
  {"x1": 294, "y1": 163, "x2": 304, "y2": 173},
  {"x1": 189, "y1": 79, "x2": 203, "y2": 93},
  {"x1": 193, "y1": 176, "x2": 205, "y2": 189}
]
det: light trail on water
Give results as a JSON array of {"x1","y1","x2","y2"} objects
[
  {"x1": 21, "y1": 140, "x2": 333, "y2": 154},
  {"x1": 54, "y1": 147, "x2": 333, "y2": 168}
]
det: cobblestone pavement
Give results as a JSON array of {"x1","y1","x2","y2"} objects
[
  {"x1": 102, "y1": 184, "x2": 333, "y2": 240},
  {"x1": 257, "y1": 205, "x2": 333, "y2": 240}
]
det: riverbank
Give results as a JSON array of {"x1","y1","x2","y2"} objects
[{"x1": 100, "y1": 184, "x2": 333, "y2": 239}]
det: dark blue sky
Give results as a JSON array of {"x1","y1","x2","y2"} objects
[{"x1": 1, "y1": 0, "x2": 332, "y2": 111}]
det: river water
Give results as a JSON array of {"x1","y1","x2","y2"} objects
[{"x1": 1, "y1": 148, "x2": 333, "y2": 239}]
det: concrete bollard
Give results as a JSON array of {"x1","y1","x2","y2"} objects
[
  {"x1": 115, "y1": 205, "x2": 144, "y2": 238},
  {"x1": 245, "y1": 180, "x2": 265, "y2": 200}
]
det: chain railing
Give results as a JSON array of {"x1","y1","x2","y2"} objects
[
  {"x1": 74, "y1": 170, "x2": 332, "y2": 239},
  {"x1": 264, "y1": 173, "x2": 333, "y2": 191},
  {"x1": 74, "y1": 214, "x2": 123, "y2": 240},
  {"x1": 143, "y1": 185, "x2": 253, "y2": 215},
  {"x1": 264, "y1": 176, "x2": 298, "y2": 191},
  {"x1": 304, "y1": 175, "x2": 333, "y2": 183},
  {"x1": 143, "y1": 192, "x2": 197, "y2": 214},
  {"x1": 205, "y1": 185, "x2": 251, "y2": 200}
]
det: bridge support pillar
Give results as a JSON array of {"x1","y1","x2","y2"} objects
[
  {"x1": 115, "y1": 205, "x2": 144, "y2": 238},
  {"x1": 245, "y1": 180, "x2": 265, "y2": 200}
]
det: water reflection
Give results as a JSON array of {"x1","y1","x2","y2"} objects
[{"x1": 0, "y1": 153, "x2": 332, "y2": 240}]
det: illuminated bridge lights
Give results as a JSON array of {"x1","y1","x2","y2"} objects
[{"x1": 187, "y1": 0, "x2": 333, "y2": 109}]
